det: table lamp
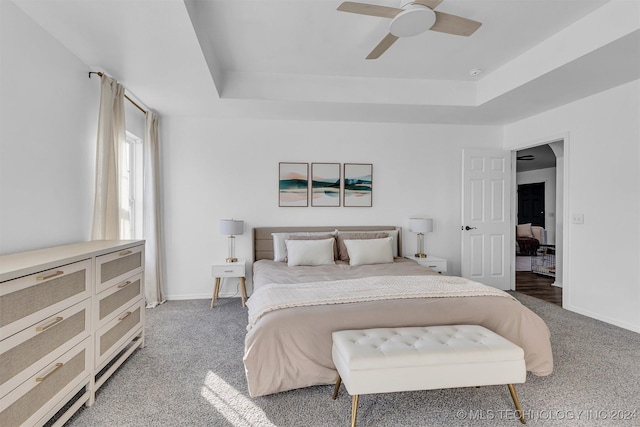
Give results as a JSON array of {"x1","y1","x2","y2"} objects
[
  {"x1": 409, "y1": 218, "x2": 433, "y2": 258},
  {"x1": 219, "y1": 219, "x2": 244, "y2": 262}
]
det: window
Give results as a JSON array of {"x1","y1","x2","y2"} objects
[{"x1": 119, "y1": 131, "x2": 143, "y2": 239}]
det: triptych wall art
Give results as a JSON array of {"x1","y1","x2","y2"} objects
[{"x1": 278, "y1": 162, "x2": 372, "y2": 207}]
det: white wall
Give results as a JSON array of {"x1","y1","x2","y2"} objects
[
  {"x1": 504, "y1": 80, "x2": 640, "y2": 333},
  {"x1": 516, "y1": 167, "x2": 557, "y2": 244},
  {"x1": 0, "y1": 1, "x2": 98, "y2": 254},
  {"x1": 162, "y1": 118, "x2": 502, "y2": 299}
]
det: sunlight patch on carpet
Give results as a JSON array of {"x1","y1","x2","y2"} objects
[{"x1": 201, "y1": 371, "x2": 276, "y2": 427}]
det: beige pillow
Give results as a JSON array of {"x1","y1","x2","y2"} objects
[
  {"x1": 286, "y1": 234, "x2": 338, "y2": 260},
  {"x1": 344, "y1": 237, "x2": 394, "y2": 266},
  {"x1": 516, "y1": 223, "x2": 533, "y2": 238},
  {"x1": 336, "y1": 232, "x2": 389, "y2": 261},
  {"x1": 285, "y1": 238, "x2": 335, "y2": 267},
  {"x1": 531, "y1": 226, "x2": 544, "y2": 243},
  {"x1": 272, "y1": 230, "x2": 337, "y2": 261}
]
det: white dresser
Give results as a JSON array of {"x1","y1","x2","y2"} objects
[{"x1": 0, "y1": 240, "x2": 145, "y2": 427}]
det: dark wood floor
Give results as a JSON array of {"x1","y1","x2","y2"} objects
[{"x1": 516, "y1": 271, "x2": 562, "y2": 306}]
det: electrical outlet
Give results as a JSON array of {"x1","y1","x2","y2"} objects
[{"x1": 572, "y1": 213, "x2": 584, "y2": 224}]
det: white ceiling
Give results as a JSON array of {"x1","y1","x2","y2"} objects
[{"x1": 12, "y1": 0, "x2": 640, "y2": 124}]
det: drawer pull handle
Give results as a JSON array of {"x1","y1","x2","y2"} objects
[
  {"x1": 118, "y1": 281, "x2": 132, "y2": 289},
  {"x1": 428, "y1": 265, "x2": 437, "y2": 268},
  {"x1": 118, "y1": 311, "x2": 132, "y2": 321},
  {"x1": 119, "y1": 250, "x2": 133, "y2": 256},
  {"x1": 224, "y1": 270, "x2": 234, "y2": 273},
  {"x1": 36, "y1": 316, "x2": 64, "y2": 332},
  {"x1": 36, "y1": 363, "x2": 63, "y2": 382},
  {"x1": 37, "y1": 271, "x2": 64, "y2": 281}
]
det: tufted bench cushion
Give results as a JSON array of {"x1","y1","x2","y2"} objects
[
  {"x1": 332, "y1": 325, "x2": 526, "y2": 395},
  {"x1": 332, "y1": 325, "x2": 527, "y2": 425}
]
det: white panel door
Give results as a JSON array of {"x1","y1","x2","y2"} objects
[{"x1": 461, "y1": 149, "x2": 511, "y2": 290}]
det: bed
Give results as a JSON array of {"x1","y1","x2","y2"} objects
[{"x1": 243, "y1": 226, "x2": 553, "y2": 397}]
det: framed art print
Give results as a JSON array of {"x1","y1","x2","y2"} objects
[
  {"x1": 343, "y1": 163, "x2": 372, "y2": 207},
  {"x1": 279, "y1": 162, "x2": 308, "y2": 207},
  {"x1": 311, "y1": 163, "x2": 341, "y2": 207}
]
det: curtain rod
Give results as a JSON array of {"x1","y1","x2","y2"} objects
[{"x1": 89, "y1": 71, "x2": 147, "y2": 114}]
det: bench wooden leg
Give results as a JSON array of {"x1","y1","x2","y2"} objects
[
  {"x1": 508, "y1": 384, "x2": 526, "y2": 424},
  {"x1": 351, "y1": 394, "x2": 359, "y2": 427},
  {"x1": 332, "y1": 375, "x2": 342, "y2": 400}
]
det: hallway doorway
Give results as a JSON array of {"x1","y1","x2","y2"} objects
[{"x1": 514, "y1": 143, "x2": 563, "y2": 306}]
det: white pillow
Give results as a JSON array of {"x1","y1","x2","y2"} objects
[
  {"x1": 272, "y1": 230, "x2": 337, "y2": 262},
  {"x1": 285, "y1": 238, "x2": 336, "y2": 267},
  {"x1": 337, "y1": 229, "x2": 399, "y2": 257},
  {"x1": 343, "y1": 237, "x2": 394, "y2": 266}
]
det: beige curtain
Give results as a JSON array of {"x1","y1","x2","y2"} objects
[
  {"x1": 143, "y1": 111, "x2": 166, "y2": 307},
  {"x1": 91, "y1": 75, "x2": 125, "y2": 240}
]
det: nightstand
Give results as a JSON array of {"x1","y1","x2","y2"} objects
[
  {"x1": 211, "y1": 259, "x2": 247, "y2": 308},
  {"x1": 406, "y1": 255, "x2": 447, "y2": 274}
]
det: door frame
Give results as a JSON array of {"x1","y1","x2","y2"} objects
[{"x1": 509, "y1": 133, "x2": 570, "y2": 306}]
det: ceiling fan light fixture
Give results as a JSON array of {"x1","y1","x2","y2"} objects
[{"x1": 389, "y1": 4, "x2": 436, "y2": 37}]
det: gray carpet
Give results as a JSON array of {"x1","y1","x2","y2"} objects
[{"x1": 67, "y1": 293, "x2": 640, "y2": 426}]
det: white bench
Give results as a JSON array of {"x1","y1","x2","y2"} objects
[{"x1": 332, "y1": 325, "x2": 527, "y2": 426}]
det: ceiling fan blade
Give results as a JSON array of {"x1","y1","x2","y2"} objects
[
  {"x1": 413, "y1": 0, "x2": 443, "y2": 9},
  {"x1": 337, "y1": 1, "x2": 403, "y2": 19},
  {"x1": 431, "y1": 11, "x2": 482, "y2": 36},
  {"x1": 366, "y1": 33, "x2": 399, "y2": 59}
]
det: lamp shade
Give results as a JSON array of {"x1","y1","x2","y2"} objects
[
  {"x1": 409, "y1": 218, "x2": 433, "y2": 233},
  {"x1": 219, "y1": 219, "x2": 244, "y2": 236}
]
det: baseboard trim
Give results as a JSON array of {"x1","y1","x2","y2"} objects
[
  {"x1": 165, "y1": 293, "x2": 245, "y2": 300},
  {"x1": 564, "y1": 304, "x2": 640, "y2": 333}
]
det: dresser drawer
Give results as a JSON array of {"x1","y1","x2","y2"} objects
[
  {"x1": 95, "y1": 273, "x2": 143, "y2": 329},
  {"x1": 95, "y1": 245, "x2": 144, "y2": 294},
  {"x1": 95, "y1": 299, "x2": 144, "y2": 369},
  {"x1": 0, "y1": 260, "x2": 91, "y2": 340},
  {"x1": 211, "y1": 263, "x2": 245, "y2": 278},
  {"x1": 0, "y1": 299, "x2": 90, "y2": 399},
  {"x1": 0, "y1": 340, "x2": 90, "y2": 427}
]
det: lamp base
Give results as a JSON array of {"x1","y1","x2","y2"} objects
[
  {"x1": 415, "y1": 253, "x2": 427, "y2": 258},
  {"x1": 226, "y1": 257, "x2": 238, "y2": 263}
]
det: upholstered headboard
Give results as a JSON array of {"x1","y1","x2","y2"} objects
[{"x1": 253, "y1": 226, "x2": 402, "y2": 261}]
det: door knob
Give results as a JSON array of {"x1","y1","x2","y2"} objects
[{"x1": 464, "y1": 226, "x2": 477, "y2": 231}]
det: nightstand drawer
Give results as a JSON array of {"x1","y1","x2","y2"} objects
[
  {"x1": 212, "y1": 264, "x2": 245, "y2": 277},
  {"x1": 406, "y1": 256, "x2": 448, "y2": 274},
  {"x1": 422, "y1": 261, "x2": 447, "y2": 274}
]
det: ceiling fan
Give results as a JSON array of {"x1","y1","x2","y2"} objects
[
  {"x1": 337, "y1": 0, "x2": 482, "y2": 59},
  {"x1": 517, "y1": 155, "x2": 535, "y2": 161}
]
